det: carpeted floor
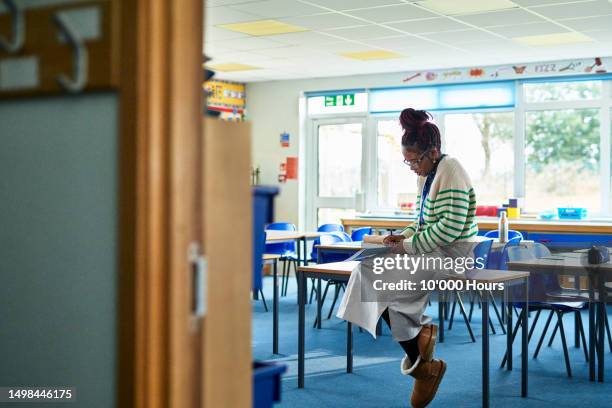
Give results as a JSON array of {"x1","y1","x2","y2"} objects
[{"x1": 252, "y1": 276, "x2": 612, "y2": 408}]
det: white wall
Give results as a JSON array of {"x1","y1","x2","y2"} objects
[{"x1": 247, "y1": 71, "x2": 409, "y2": 227}]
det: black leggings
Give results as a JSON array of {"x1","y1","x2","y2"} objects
[{"x1": 380, "y1": 309, "x2": 420, "y2": 364}]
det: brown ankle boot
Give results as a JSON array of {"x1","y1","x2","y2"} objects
[
  {"x1": 417, "y1": 324, "x2": 437, "y2": 361},
  {"x1": 409, "y1": 359, "x2": 447, "y2": 408}
]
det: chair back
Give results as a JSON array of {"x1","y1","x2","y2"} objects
[
  {"x1": 484, "y1": 229, "x2": 524, "y2": 241},
  {"x1": 351, "y1": 227, "x2": 372, "y2": 242},
  {"x1": 507, "y1": 243, "x2": 559, "y2": 299},
  {"x1": 496, "y1": 236, "x2": 522, "y2": 270},
  {"x1": 473, "y1": 239, "x2": 493, "y2": 269},
  {"x1": 265, "y1": 222, "x2": 297, "y2": 256},
  {"x1": 318, "y1": 223, "x2": 344, "y2": 233},
  {"x1": 310, "y1": 232, "x2": 348, "y2": 262}
]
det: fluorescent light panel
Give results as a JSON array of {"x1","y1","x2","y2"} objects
[
  {"x1": 513, "y1": 32, "x2": 593, "y2": 46},
  {"x1": 207, "y1": 63, "x2": 261, "y2": 72},
  {"x1": 417, "y1": 0, "x2": 517, "y2": 15},
  {"x1": 339, "y1": 50, "x2": 403, "y2": 60},
  {"x1": 218, "y1": 20, "x2": 308, "y2": 36}
]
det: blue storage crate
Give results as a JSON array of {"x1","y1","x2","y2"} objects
[
  {"x1": 557, "y1": 207, "x2": 587, "y2": 220},
  {"x1": 252, "y1": 186, "x2": 279, "y2": 290},
  {"x1": 253, "y1": 361, "x2": 286, "y2": 408}
]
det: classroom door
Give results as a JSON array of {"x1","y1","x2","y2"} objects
[{"x1": 311, "y1": 118, "x2": 366, "y2": 227}]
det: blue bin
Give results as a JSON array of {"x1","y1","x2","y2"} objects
[
  {"x1": 253, "y1": 361, "x2": 286, "y2": 408},
  {"x1": 557, "y1": 207, "x2": 587, "y2": 220},
  {"x1": 252, "y1": 186, "x2": 279, "y2": 290}
]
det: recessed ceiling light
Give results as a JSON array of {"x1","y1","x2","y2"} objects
[
  {"x1": 513, "y1": 32, "x2": 592, "y2": 46},
  {"x1": 218, "y1": 20, "x2": 308, "y2": 36},
  {"x1": 206, "y1": 63, "x2": 261, "y2": 72},
  {"x1": 338, "y1": 50, "x2": 403, "y2": 61},
  {"x1": 417, "y1": 0, "x2": 516, "y2": 15}
]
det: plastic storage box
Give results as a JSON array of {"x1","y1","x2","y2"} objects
[
  {"x1": 557, "y1": 207, "x2": 587, "y2": 220},
  {"x1": 252, "y1": 186, "x2": 279, "y2": 290},
  {"x1": 253, "y1": 361, "x2": 287, "y2": 408}
]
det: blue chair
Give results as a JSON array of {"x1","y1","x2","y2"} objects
[
  {"x1": 500, "y1": 243, "x2": 589, "y2": 377},
  {"x1": 265, "y1": 223, "x2": 298, "y2": 297},
  {"x1": 448, "y1": 239, "x2": 497, "y2": 341},
  {"x1": 350, "y1": 227, "x2": 372, "y2": 242},
  {"x1": 318, "y1": 223, "x2": 344, "y2": 233},
  {"x1": 484, "y1": 229, "x2": 524, "y2": 241},
  {"x1": 308, "y1": 231, "x2": 352, "y2": 306}
]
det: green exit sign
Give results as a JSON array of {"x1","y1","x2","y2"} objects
[{"x1": 324, "y1": 93, "x2": 355, "y2": 107}]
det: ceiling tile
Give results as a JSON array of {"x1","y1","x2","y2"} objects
[
  {"x1": 487, "y1": 22, "x2": 570, "y2": 37},
  {"x1": 312, "y1": 41, "x2": 377, "y2": 53},
  {"x1": 206, "y1": 6, "x2": 260, "y2": 25},
  {"x1": 513, "y1": 31, "x2": 593, "y2": 46},
  {"x1": 325, "y1": 24, "x2": 402, "y2": 40},
  {"x1": 204, "y1": 42, "x2": 239, "y2": 56},
  {"x1": 208, "y1": 51, "x2": 274, "y2": 63},
  {"x1": 560, "y1": 15, "x2": 612, "y2": 31},
  {"x1": 304, "y1": 0, "x2": 404, "y2": 11},
  {"x1": 229, "y1": 0, "x2": 326, "y2": 19},
  {"x1": 346, "y1": 4, "x2": 437, "y2": 23},
  {"x1": 278, "y1": 12, "x2": 364, "y2": 30},
  {"x1": 205, "y1": 26, "x2": 250, "y2": 42},
  {"x1": 218, "y1": 36, "x2": 286, "y2": 50},
  {"x1": 261, "y1": 31, "x2": 341, "y2": 45},
  {"x1": 386, "y1": 17, "x2": 471, "y2": 33},
  {"x1": 456, "y1": 8, "x2": 546, "y2": 27},
  {"x1": 206, "y1": 0, "x2": 259, "y2": 6},
  {"x1": 423, "y1": 29, "x2": 500, "y2": 44},
  {"x1": 249, "y1": 46, "x2": 329, "y2": 58},
  {"x1": 511, "y1": 0, "x2": 591, "y2": 6},
  {"x1": 359, "y1": 35, "x2": 441, "y2": 51},
  {"x1": 528, "y1": 0, "x2": 612, "y2": 20},
  {"x1": 417, "y1": 0, "x2": 517, "y2": 15}
]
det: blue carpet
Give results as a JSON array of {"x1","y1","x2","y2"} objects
[{"x1": 252, "y1": 276, "x2": 612, "y2": 407}]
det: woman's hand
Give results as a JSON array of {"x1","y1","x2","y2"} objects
[{"x1": 383, "y1": 234, "x2": 404, "y2": 246}]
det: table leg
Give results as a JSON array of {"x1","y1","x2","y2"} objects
[
  {"x1": 273, "y1": 260, "x2": 279, "y2": 355},
  {"x1": 521, "y1": 278, "x2": 528, "y2": 398},
  {"x1": 507, "y1": 291, "x2": 512, "y2": 371},
  {"x1": 575, "y1": 272, "x2": 581, "y2": 348},
  {"x1": 589, "y1": 273, "x2": 596, "y2": 382},
  {"x1": 598, "y1": 272, "x2": 605, "y2": 383},
  {"x1": 482, "y1": 293, "x2": 490, "y2": 408},
  {"x1": 316, "y1": 278, "x2": 322, "y2": 330},
  {"x1": 347, "y1": 322, "x2": 353, "y2": 373},
  {"x1": 298, "y1": 270, "x2": 306, "y2": 388},
  {"x1": 438, "y1": 290, "x2": 445, "y2": 343}
]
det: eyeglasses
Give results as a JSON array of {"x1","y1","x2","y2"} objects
[{"x1": 403, "y1": 151, "x2": 428, "y2": 167}]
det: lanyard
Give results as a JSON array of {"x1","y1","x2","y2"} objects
[{"x1": 419, "y1": 155, "x2": 446, "y2": 226}]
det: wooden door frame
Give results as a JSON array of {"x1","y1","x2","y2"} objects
[{"x1": 116, "y1": 1, "x2": 204, "y2": 407}]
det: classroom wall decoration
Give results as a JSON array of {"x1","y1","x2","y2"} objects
[
  {"x1": 202, "y1": 79, "x2": 246, "y2": 121},
  {"x1": 401, "y1": 56, "x2": 611, "y2": 86},
  {"x1": 285, "y1": 157, "x2": 298, "y2": 180},
  {"x1": 280, "y1": 132, "x2": 290, "y2": 147}
]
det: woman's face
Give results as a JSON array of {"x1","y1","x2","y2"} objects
[{"x1": 402, "y1": 146, "x2": 437, "y2": 177}]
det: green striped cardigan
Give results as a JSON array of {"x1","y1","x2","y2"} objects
[{"x1": 400, "y1": 156, "x2": 478, "y2": 253}]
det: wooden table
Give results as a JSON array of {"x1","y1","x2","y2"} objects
[
  {"x1": 296, "y1": 261, "x2": 530, "y2": 408},
  {"x1": 508, "y1": 254, "x2": 612, "y2": 383}
]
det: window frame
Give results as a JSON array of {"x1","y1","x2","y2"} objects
[{"x1": 303, "y1": 79, "x2": 612, "y2": 229}]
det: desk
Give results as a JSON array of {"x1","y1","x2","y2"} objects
[
  {"x1": 508, "y1": 255, "x2": 611, "y2": 382},
  {"x1": 263, "y1": 254, "x2": 281, "y2": 354},
  {"x1": 265, "y1": 230, "x2": 322, "y2": 267},
  {"x1": 297, "y1": 261, "x2": 530, "y2": 408}
]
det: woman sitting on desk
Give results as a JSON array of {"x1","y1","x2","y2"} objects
[{"x1": 337, "y1": 108, "x2": 478, "y2": 408}]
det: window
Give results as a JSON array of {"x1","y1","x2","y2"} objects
[
  {"x1": 444, "y1": 112, "x2": 514, "y2": 206},
  {"x1": 317, "y1": 123, "x2": 362, "y2": 197},
  {"x1": 317, "y1": 208, "x2": 356, "y2": 226},
  {"x1": 525, "y1": 108, "x2": 600, "y2": 213},
  {"x1": 376, "y1": 119, "x2": 419, "y2": 208},
  {"x1": 524, "y1": 80, "x2": 602, "y2": 103}
]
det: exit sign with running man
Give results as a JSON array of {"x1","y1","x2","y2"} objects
[{"x1": 324, "y1": 93, "x2": 355, "y2": 106}]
